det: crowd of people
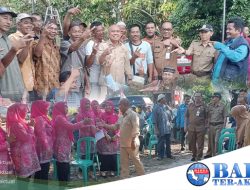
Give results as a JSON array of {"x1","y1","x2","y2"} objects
[{"x1": 0, "y1": 3, "x2": 250, "y2": 189}]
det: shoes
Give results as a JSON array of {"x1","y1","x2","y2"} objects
[
  {"x1": 181, "y1": 147, "x2": 185, "y2": 151},
  {"x1": 110, "y1": 171, "x2": 115, "y2": 177},
  {"x1": 197, "y1": 157, "x2": 201, "y2": 161},
  {"x1": 157, "y1": 157, "x2": 163, "y2": 161},
  {"x1": 204, "y1": 155, "x2": 212, "y2": 159},
  {"x1": 191, "y1": 157, "x2": 196, "y2": 161},
  {"x1": 77, "y1": 173, "x2": 83, "y2": 179},
  {"x1": 167, "y1": 156, "x2": 174, "y2": 159},
  {"x1": 101, "y1": 172, "x2": 107, "y2": 178}
]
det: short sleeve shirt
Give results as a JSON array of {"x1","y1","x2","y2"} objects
[
  {"x1": 0, "y1": 34, "x2": 25, "y2": 101},
  {"x1": 85, "y1": 40, "x2": 101, "y2": 84},
  {"x1": 187, "y1": 40, "x2": 216, "y2": 72},
  {"x1": 125, "y1": 41, "x2": 153, "y2": 75}
]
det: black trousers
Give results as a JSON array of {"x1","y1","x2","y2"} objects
[
  {"x1": 98, "y1": 154, "x2": 117, "y2": 172},
  {"x1": 180, "y1": 128, "x2": 186, "y2": 148},
  {"x1": 34, "y1": 162, "x2": 50, "y2": 181},
  {"x1": 56, "y1": 162, "x2": 70, "y2": 182}
]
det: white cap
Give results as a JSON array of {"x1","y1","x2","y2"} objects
[
  {"x1": 16, "y1": 13, "x2": 32, "y2": 23},
  {"x1": 117, "y1": 21, "x2": 126, "y2": 27},
  {"x1": 157, "y1": 94, "x2": 165, "y2": 102}
]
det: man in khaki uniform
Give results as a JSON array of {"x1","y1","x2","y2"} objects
[
  {"x1": 185, "y1": 92, "x2": 207, "y2": 161},
  {"x1": 152, "y1": 21, "x2": 180, "y2": 81},
  {"x1": 173, "y1": 24, "x2": 216, "y2": 82},
  {"x1": 103, "y1": 98, "x2": 145, "y2": 178},
  {"x1": 204, "y1": 92, "x2": 227, "y2": 158}
]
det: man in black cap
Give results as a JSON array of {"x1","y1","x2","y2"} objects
[
  {"x1": 173, "y1": 24, "x2": 216, "y2": 82},
  {"x1": 204, "y1": 92, "x2": 227, "y2": 158},
  {"x1": 161, "y1": 66, "x2": 176, "y2": 90},
  {"x1": 0, "y1": 7, "x2": 31, "y2": 101}
]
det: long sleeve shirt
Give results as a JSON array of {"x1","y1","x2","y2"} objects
[
  {"x1": 212, "y1": 40, "x2": 248, "y2": 82},
  {"x1": 176, "y1": 103, "x2": 188, "y2": 128}
]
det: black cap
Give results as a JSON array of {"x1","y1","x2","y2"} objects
[
  {"x1": 212, "y1": 92, "x2": 222, "y2": 99},
  {"x1": 69, "y1": 20, "x2": 87, "y2": 29},
  {"x1": 0, "y1": 7, "x2": 17, "y2": 17},
  {"x1": 163, "y1": 67, "x2": 176, "y2": 73},
  {"x1": 198, "y1": 24, "x2": 213, "y2": 32}
]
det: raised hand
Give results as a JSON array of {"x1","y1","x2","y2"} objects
[
  {"x1": 171, "y1": 45, "x2": 185, "y2": 54},
  {"x1": 11, "y1": 37, "x2": 33, "y2": 52},
  {"x1": 92, "y1": 41, "x2": 99, "y2": 54},
  {"x1": 67, "y1": 7, "x2": 81, "y2": 16},
  {"x1": 133, "y1": 47, "x2": 142, "y2": 59}
]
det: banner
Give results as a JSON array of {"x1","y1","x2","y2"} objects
[{"x1": 72, "y1": 146, "x2": 250, "y2": 190}]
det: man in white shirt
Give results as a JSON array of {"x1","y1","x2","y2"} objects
[
  {"x1": 125, "y1": 24, "x2": 154, "y2": 84},
  {"x1": 85, "y1": 21, "x2": 104, "y2": 101}
]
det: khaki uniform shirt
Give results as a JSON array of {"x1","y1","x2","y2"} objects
[
  {"x1": 32, "y1": 40, "x2": 61, "y2": 96},
  {"x1": 207, "y1": 102, "x2": 227, "y2": 124},
  {"x1": 143, "y1": 35, "x2": 160, "y2": 46},
  {"x1": 187, "y1": 40, "x2": 216, "y2": 73},
  {"x1": 186, "y1": 102, "x2": 207, "y2": 132},
  {"x1": 119, "y1": 109, "x2": 140, "y2": 148},
  {"x1": 96, "y1": 40, "x2": 132, "y2": 85},
  {"x1": 152, "y1": 38, "x2": 178, "y2": 77},
  {"x1": 9, "y1": 31, "x2": 35, "y2": 91}
]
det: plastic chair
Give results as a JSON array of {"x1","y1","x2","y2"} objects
[
  {"x1": 147, "y1": 118, "x2": 158, "y2": 158},
  {"x1": 217, "y1": 133, "x2": 236, "y2": 154},
  {"x1": 71, "y1": 137, "x2": 98, "y2": 186},
  {"x1": 220, "y1": 128, "x2": 236, "y2": 135},
  {"x1": 116, "y1": 152, "x2": 120, "y2": 176},
  {"x1": 52, "y1": 158, "x2": 57, "y2": 179}
]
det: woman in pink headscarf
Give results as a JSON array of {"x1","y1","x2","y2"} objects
[
  {"x1": 98, "y1": 100, "x2": 119, "y2": 177},
  {"x1": 6, "y1": 103, "x2": 41, "y2": 181},
  {"x1": 52, "y1": 101, "x2": 87, "y2": 184},
  {"x1": 91, "y1": 100, "x2": 103, "y2": 120},
  {"x1": 76, "y1": 98, "x2": 98, "y2": 156},
  {"x1": 30, "y1": 100, "x2": 53, "y2": 182},
  {"x1": 0, "y1": 125, "x2": 13, "y2": 177}
]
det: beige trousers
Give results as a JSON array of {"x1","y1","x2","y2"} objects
[{"x1": 120, "y1": 146, "x2": 145, "y2": 178}]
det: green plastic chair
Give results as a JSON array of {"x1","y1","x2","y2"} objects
[
  {"x1": 147, "y1": 118, "x2": 158, "y2": 158},
  {"x1": 52, "y1": 158, "x2": 57, "y2": 179},
  {"x1": 220, "y1": 128, "x2": 236, "y2": 135},
  {"x1": 71, "y1": 137, "x2": 98, "y2": 186},
  {"x1": 116, "y1": 152, "x2": 120, "y2": 176},
  {"x1": 217, "y1": 133, "x2": 236, "y2": 154}
]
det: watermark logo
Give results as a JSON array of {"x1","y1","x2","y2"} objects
[{"x1": 186, "y1": 162, "x2": 210, "y2": 186}]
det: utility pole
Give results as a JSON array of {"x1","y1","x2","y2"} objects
[
  {"x1": 32, "y1": 0, "x2": 35, "y2": 13},
  {"x1": 222, "y1": 0, "x2": 226, "y2": 42}
]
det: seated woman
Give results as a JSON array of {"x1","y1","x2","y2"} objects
[
  {"x1": 98, "y1": 101, "x2": 119, "y2": 177},
  {"x1": 76, "y1": 98, "x2": 99, "y2": 156}
]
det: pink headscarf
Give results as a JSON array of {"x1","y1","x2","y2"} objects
[
  {"x1": 0, "y1": 127, "x2": 6, "y2": 146},
  {"x1": 6, "y1": 103, "x2": 29, "y2": 135},
  {"x1": 52, "y1": 102, "x2": 74, "y2": 141},
  {"x1": 101, "y1": 101, "x2": 118, "y2": 124},
  {"x1": 77, "y1": 98, "x2": 95, "y2": 125},
  {"x1": 30, "y1": 100, "x2": 51, "y2": 124},
  {"x1": 91, "y1": 100, "x2": 102, "y2": 119},
  {"x1": 52, "y1": 102, "x2": 67, "y2": 125}
]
